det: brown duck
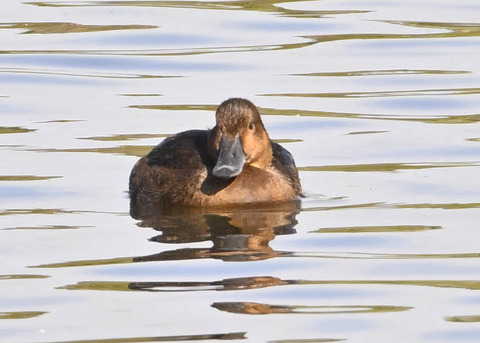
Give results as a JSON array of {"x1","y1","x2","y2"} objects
[{"x1": 129, "y1": 98, "x2": 302, "y2": 210}]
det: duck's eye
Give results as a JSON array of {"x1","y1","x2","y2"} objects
[{"x1": 248, "y1": 122, "x2": 254, "y2": 131}]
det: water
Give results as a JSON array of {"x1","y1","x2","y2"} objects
[{"x1": 1, "y1": 0, "x2": 480, "y2": 342}]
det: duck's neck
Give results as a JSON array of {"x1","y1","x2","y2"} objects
[{"x1": 247, "y1": 136, "x2": 273, "y2": 170}]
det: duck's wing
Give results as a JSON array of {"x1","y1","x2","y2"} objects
[
  {"x1": 129, "y1": 130, "x2": 212, "y2": 213},
  {"x1": 271, "y1": 141, "x2": 302, "y2": 196}
]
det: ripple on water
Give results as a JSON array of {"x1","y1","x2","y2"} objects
[{"x1": 2, "y1": 0, "x2": 480, "y2": 342}]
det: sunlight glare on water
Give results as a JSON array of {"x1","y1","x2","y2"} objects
[{"x1": 1, "y1": 0, "x2": 480, "y2": 342}]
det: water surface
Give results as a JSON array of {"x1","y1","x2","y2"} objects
[{"x1": 1, "y1": 0, "x2": 480, "y2": 342}]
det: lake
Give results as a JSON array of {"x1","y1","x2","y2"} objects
[{"x1": 1, "y1": 0, "x2": 480, "y2": 342}]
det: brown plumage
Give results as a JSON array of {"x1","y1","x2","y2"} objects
[{"x1": 129, "y1": 98, "x2": 302, "y2": 215}]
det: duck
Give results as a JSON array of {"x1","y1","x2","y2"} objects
[{"x1": 129, "y1": 98, "x2": 302, "y2": 211}]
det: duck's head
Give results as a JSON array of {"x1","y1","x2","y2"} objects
[{"x1": 209, "y1": 98, "x2": 272, "y2": 179}]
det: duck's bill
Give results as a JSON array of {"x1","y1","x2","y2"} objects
[{"x1": 212, "y1": 134, "x2": 246, "y2": 179}]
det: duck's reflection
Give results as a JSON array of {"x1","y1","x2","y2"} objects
[{"x1": 130, "y1": 200, "x2": 300, "y2": 262}]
